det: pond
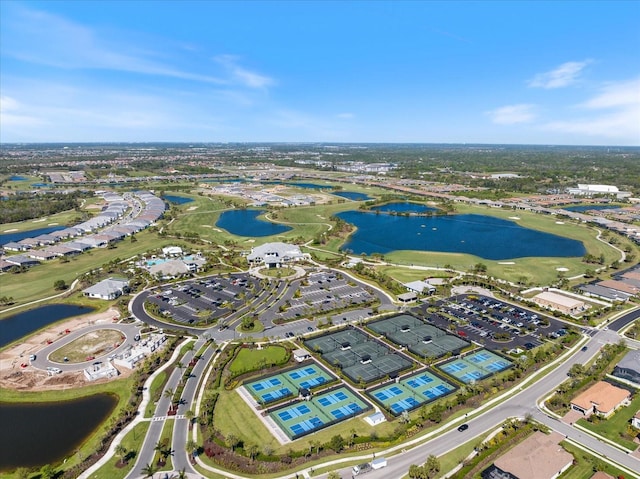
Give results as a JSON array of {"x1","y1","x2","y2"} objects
[
  {"x1": 562, "y1": 204, "x2": 624, "y2": 212},
  {"x1": 0, "y1": 304, "x2": 94, "y2": 349},
  {"x1": 216, "y1": 209, "x2": 292, "y2": 237},
  {"x1": 332, "y1": 191, "x2": 371, "y2": 201},
  {"x1": 8, "y1": 175, "x2": 27, "y2": 181},
  {"x1": 371, "y1": 201, "x2": 438, "y2": 214},
  {"x1": 336, "y1": 211, "x2": 586, "y2": 260},
  {"x1": 0, "y1": 393, "x2": 117, "y2": 470},
  {"x1": 1, "y1": 225, "x2": 66, "y2": 245},
  {"x1": 264, "y1": 181, "x2": 330, "y2": 190},
  {"x1": 162, "y1": 194, "x2": 194, "y2": 205}
]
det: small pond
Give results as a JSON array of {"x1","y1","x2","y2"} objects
[
  {"x1": 371, "y1": 201, "x2": 438, "y2": 214},
  {"x1": 332, "y1": 191, "x2": 371, "y2": 201},
  {"x1": 0, "y1": 394, "x2": 117, "y2": 470},
  {"x1": 163, "y1": 194, "x2": 194, "y2": 204},
  {"x1": 0, "y1": 304, "x2": 94, "y2": 349},
  {"x1": 1, "y1": 225, "x2": 66, "y2": 245},
  {"x1": 216, "y1": 209, "x2": 292, "y2": 237}
]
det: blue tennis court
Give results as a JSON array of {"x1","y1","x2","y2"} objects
[
  {"x1": 245, "y1": 363, "x2": 336, "y2": 405},
  {"x1": 438, "y1": 349, "x2": 513, "y2": 384},
  {"x1": 270, "y1": 386, "x2": 371, "y2": 439}
]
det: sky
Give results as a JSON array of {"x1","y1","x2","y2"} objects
[{"x1": 1, "y1": 1, "x2": 639, "y2": 145}]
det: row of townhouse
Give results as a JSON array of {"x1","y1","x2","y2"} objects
[{"x1": 0, "y1": 191, "x2": 166, "y2": 272}]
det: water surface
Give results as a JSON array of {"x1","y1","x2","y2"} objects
[
  {"x1": 163, "y1": 194, "x2": 194, "y2": 204},
  {"x1": 0, "y1": 304, "x2": 94, "y2": 348},
  {"x1": 0, "y1": 394, "x2": 117, "y2": 470},
  {"x1": 371, "y1": 202, "x2": 438, "y2": 214},
  {"x1": 1, "y1": 225, "x2": 66, "y2": 246},
  {"x1": 216, "y1": 209, "x2": 292, "y2": 237},
  {"x1": 333, "y1": 191, "x2": 371, "y2": 201},
  {"x1": 337, "y1": 211, "x2": 585, "y2": 260}
]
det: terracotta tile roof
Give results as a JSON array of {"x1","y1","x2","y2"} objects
[{"x1": 571, "y1": 381, "x2": 630, "y2": 414}]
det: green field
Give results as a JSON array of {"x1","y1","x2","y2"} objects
[
  {"x1": 228, "y1": 345, "x2": 289, "y2": 375},
  {"x1": 89, "y1": 422, "x2": 150, "y2": 479},
  {"x1": 560, "y1": 441, "x2": 631, "y2": 479}
]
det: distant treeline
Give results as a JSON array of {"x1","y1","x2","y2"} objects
[{"x1": 0, "y1": 192, "x2": 86, "y2": 224}]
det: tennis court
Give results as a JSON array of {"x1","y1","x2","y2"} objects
[
  {"x1": 368, "y1": 370, "x2": 456, "y2": 415},
  {"x1": 245, "y1": 363, "x2": 335, "y2": 405},
  {"x1": 269, "y1": 386, "x2": 371, "y2": 439},
  {"x1": 437, "y1": 349, "x2": 513, "y2": 384},
  {"x1": 304, "y1": 327, "x2": 414, "y2": 384},
  {"x1": 368, "y1": 314, "x2": 470, "y2": 359}
]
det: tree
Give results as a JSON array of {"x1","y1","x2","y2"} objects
[
  {"x1": 185, "y1": 409, "x2": 195, "y2": 425},
  {"x1": 226, "y1": 433, "x2": 239, "y2": 451},
  {"x1": 425, "y1": 454, "x2": 440, "y2": 477},
  {"x1": 329, "y1": 434, "x2": 345, "y2": 452},
  {"x1": 142, "y1": 462, "x2": 157, "y2": 479},
  {"x1": 40, "y1": 464, "x2": 56, "y2": 479},
  {"x1": 115, "y1": 443, "x2": 128, "y2": 464},
  {"x1": 14, "y1": 468, "x2": 29, "y2": 479},
  {"x1": 185, "y1": 438, "x2": 198, "y2": 457},
  {"x1": 328, "y1": 472, "x2": 341, "y2": 479},
  {"x1": 53, "y1": 279, "x2": 67, "y2": 291},
  {"x1": 247, "y1": 443, "x2": 259, "y2": 462}
]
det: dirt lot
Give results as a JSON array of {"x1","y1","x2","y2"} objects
[{"x1": 0, "y1": 307, "x2": 132, "y2": 391}]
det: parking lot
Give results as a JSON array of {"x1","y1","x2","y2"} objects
[
  {"x1": 412, "y1": 294, "x2": 571, "y2": 352},
  {"x1": 271, "y1": 270, "x2": 380, "y2": 322},
  {"x1": 142, "y1": 273, "x2": 268, "y2": 326}
]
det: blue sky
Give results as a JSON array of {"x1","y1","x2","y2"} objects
[{"x1": 1, "y1": 1, "x2": 639, "y2": 145}]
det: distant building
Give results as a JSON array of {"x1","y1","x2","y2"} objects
[
  {"x1": 483, "y1": 431, "x2": 573, "y2": 479},
  {"x1": 364, "y1": 412, "x2": 386, "y2": 426},
  {"x1": 612, "y1": 350, "x2": 640, "y2": 387},
  {"x1": 532, "y1": 291, "x2": 585, "y2": 315},
  {"x1": 570, "y1": 381, "x2": 631, "y2": 418},
  {"x1": 568, "y1": 184, "x2": 630, "y2": 199},
  {"x1": 397, "y1": 292, "x2": 418, "y2": 303},
  {"x1": 149, "y1": 259, "x2": 191, "y2": 279},
  {"x1": 632, "y1": 411, "x2": 640, "y2": 430},
  {"x1": 83, "y1": 277, "x2": 130, "y2": 300},
  {"x1": 162, "y1": 246, "x2": 183, "y2": 256},
  {"x1": 247, "y1": 242, "x2": 308, "y2": 267}
]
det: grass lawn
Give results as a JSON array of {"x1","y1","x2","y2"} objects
[
  {"x1": 0, "y1": 208, "x2": 93, "y2": 234},
  {"x1": 89, "y1": 421, "x2": 150, "y2": 479},
  {"x1": 576, "y1": 392, "x2": 640, "y2": 451},
  {"x1": 228, "y1": 345, "x2": 289, "y2": 376},
  {"x1": 211, "y1": 389, "x2": 397, "y2": 456},
  {"x1": 560, "y1": 441, "x2": 631, "y2": 479},
  {"x1": 155, "y1": 419, "x2": 175, "y2": 472},
  {"x1": 145, "y1": 370, "x2": 168, "y2": 418},
  {"x1": 378, "y1": 266, "x2": 454, "y2": 283}
]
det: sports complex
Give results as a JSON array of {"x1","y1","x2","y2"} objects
[
  {"x1": 303, "y1": 327, "x2": 414, "y2": 383},
  {"x1": 367, "y1": 313, "x2": 470, "y2": 359},
  {"x1": 368, "y1": 369, "x2": 457, "y2": 415},
  {"x1": 437, "y1": 349, "x2": 513, "y2": 383},
  {"x1": 245, "y1": 363, "x2": 336, "y2": 406},
  {"x1": 268, "y1": 386, "x2": 372, "y2": 440}
]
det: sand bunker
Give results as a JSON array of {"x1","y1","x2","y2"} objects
[
  {"x1": 555, "y1": 221, "x2": 565, "y2": 224},
  {"x1": 187, "y1": 206, "x2": 199, "y2": 211},
  {"x1": 508, "y1": 216, "x2": 521, "y2": 220},
  {"x1": 498, "y1": 262, "x2": 515, "y2": 265},
  {"x1": 3, "y1": 228, "x2": 19, "y2": 233},
  {"x1": 556, "y1": 267, "x2": 569, "y2": 272}
]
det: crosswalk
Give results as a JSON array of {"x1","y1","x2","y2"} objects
[{"x1": 152, "y1": 414, "x2": 185, "y2": 421}]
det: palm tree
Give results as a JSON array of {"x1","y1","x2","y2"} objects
[
  {"x1": 114, "y1": 444, "x2": 127, "y2": 464},
  {"x1": 142, "y1": 462, "x2": 157, "y2": 479},
  {"x1": 185, "y1": 439, "x2": 198, "y2": 457}
]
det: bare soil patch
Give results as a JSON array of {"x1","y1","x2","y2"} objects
[
  {"x1": 49, "y1": 329, "x2": 125, "y2": 363},
  {"x1": 0, "y1": 307, "x2": 131, "y2": 391}
]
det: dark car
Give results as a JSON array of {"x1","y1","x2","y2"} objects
[
  {"x1": 581, "y1": 346, "x2": 588, "y2": 351},
  {"x1": 457, "y1": 424, "x2": 469, "y2": 432}
]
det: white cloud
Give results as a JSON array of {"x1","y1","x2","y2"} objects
[
  {"x1": 214, "y1": 55, "x2": 274, "y2": 89},
  {"x1": 2, "y1": 6, "x2": 225, "y2": 84},
  {"x1": 543, "y1": 77, "x2": 640, "y2": 143},
  {"x1": 337, "y1": 112, "x2": 354, "y2": 119},
  {"x1": 528, "y1": 60, "x2": 592, "y2": 89},
  {"x1": 486, "y1": 104, "x2": 536, "y2": 124}
]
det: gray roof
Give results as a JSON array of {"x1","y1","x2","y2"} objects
[
  {"x1": 83, "y1": 278, "x2": 129, "y2": 297},
  {"x1": 617, "y1": 350, "x2": 640, "y2": 373},
  {"x1": 247, "y1": 242, "x2": 304, "y2": 262},
  {"x1": 580, "y1": 284, "x2": 630, "y2": 301}
]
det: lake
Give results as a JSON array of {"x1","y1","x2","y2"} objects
[
  {"x1": 163, "y1": 194, "x2": 194, "y2": 204},
  {"x1": 336, "y1": 211, "x2": 586, "y2": 260},
  {"x1": 371, "y1": 201, "x2": 438, "y2": 214},
  {"x1": 264, "y1": 181, "x2": 330, "y2": 190},
  {"x1": 0, "y1": 394, "x2": 117, "y2": 470},
  {"x1": 0, "y1": 304, "x2": 94, "y2": 349},
  {"x1": 562, "y1": 204, "x2": 623, "y2": 212},
  {"x1": 332, "y1": 191, "x2": 371, "y2": 201},
  {"x1": 216, "y1": 209, "x2": 292, "y2": 237},
  {"x1": 0, "y1": 225, "x2": 67, "y2": 246},
  {"x1": 8, "y1": 175, "x2": 27, "y2": 181}
]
